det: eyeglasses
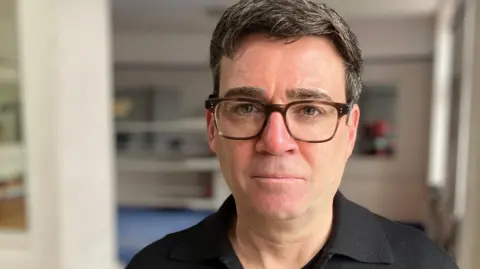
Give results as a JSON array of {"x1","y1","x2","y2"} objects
[{"x1": 205, "y1": 97, "x2": 351, "y2": 143}]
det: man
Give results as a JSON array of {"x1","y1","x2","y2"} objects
[{"x1": 126, "y1": 0, "x2": 459, "y2": 268}]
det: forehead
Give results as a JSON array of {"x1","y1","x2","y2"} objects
[{"x1": 219, "y1": 35, "x2": 346, "y2": 102}]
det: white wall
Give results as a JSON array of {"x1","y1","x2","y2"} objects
[
  {"x1": 456, "y1": 0, "x2": 480, "y2": 267},
  {"x1": 113, "y1": 16, "x2": 435, "y2": 65}
]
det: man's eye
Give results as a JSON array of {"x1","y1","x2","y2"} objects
[
  {"x1": 299, "y1": 105, "x2": 325, "y2": 116},
  {"x1": 237, "y1": 104, "x2": 253, "y2": 113},
  {"x1": 233, "y1": 103, "x2": 258, "y2": 114},
  {"x1": 302, "y1": 106, "x2": 321, "y2": 116}
]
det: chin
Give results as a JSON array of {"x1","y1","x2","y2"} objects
[{"x1": 250, "y1": 191, "x2": 309, "y2": 220}]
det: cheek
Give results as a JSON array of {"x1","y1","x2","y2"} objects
[
  {"x1": 299, "y1": 143, "x2": 335, "y2": 171},
  {"x1": 216, "y1": 139, "x2": 255, "y2": 176},
  {"x1": 299, "y1": 131, "x2": 350, "y2": 175}
]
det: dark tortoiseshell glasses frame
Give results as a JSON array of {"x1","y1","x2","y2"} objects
[{"x1": 205, "y1": 96, "x2": 351, "y2": 143}]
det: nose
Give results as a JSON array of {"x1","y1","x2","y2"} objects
[{"x1": 255, "y1": 112, "x2": 298, "y2": 155}]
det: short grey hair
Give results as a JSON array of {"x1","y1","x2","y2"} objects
[{"x1": 209, "y1": 0, "x2": 363, "y2": 104}]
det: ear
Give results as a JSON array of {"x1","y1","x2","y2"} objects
[
  {"x1": 346, "y1": 104, "x2": 360, "y2": 157},
  {"x1": 206, "y1": 110, "x2": 217, "y2": 153}
]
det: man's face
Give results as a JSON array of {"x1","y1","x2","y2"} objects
[{"x1": 207, "y1": 35, "x2": 360, "y2": 220}]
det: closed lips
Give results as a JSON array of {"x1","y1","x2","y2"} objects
[{"x1": 252, "y1": 174, "x2": 304, "y2": 180}]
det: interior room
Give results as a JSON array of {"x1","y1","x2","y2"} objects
[
  {"x1": 109, "y1": 0, "x2": 463, "y2": 265},
  {"x1": 0, "y1": 0, "x2": 479, "y2": 268}
]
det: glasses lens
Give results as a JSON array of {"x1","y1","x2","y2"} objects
[
  {"x1": 214, "y1": 100, "x2": 265, "y2": 138},
  {"x1": 286, "y1": 102, "x2": 339, "y2": 141}
]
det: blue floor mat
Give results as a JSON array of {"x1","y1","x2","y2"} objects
[{"x1": 117, "y1": 207, "x2": 214, "y2": 264}]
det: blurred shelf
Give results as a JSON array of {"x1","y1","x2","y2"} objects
[
  {"x1": 0, "y1": 143, "x2": 24, "y2": 180},
  {"x1": 349, "y1": 155, "x2": 396, "y2": 162},
  {"x1": 0, "y1": 185, "x2": 25, "y2": 200},
  {"x1": 117, "y1": 195, "x2": 216, "y2": 211},
  {"x1": 115, "y1": 118, "x2": 206, "y2": 133},
  {"x1": 343, "y1": 154, "x2": 424, "y2": 181},
  {"x1": 118, "y1": 184, "x2": 207, "y2": 197},
  {"x1": 117, "y1": 155, "x2": 219, "y2": 173}
]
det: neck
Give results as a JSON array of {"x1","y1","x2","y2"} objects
[{"x1": 230, "y1": 202, "x2": 334, "y2": 269}]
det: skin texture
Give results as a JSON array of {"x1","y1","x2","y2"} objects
[{"x1": 206, "y1": 34, "x2": 360, "y2": 268}]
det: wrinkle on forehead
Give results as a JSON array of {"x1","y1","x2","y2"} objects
[{"x1": 219, "y1": 35, "x2": 346, "y2": 103}]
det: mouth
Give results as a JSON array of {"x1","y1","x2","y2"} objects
[{"x1": 251, "y1": 175, "x2": 304, "y2": 181}]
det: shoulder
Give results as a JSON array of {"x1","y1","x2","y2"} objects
[
  {"x1": 375, "y1": 214, "x2": 459, "y2": 268},
  {"x1": 125, "y1": 196, "x2": 238, "y2": 269},
  {"x1": 124, "y1": 230, "x2": 188, "y2": 269},
  {"x1": 124, "y1": 218, "x2": 206, "y2": 269}
]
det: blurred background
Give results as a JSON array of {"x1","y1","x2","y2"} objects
[{"x1": 0, "y1": 0, "x2": 479, "y2": 268}]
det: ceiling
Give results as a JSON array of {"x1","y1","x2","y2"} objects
[{"x1": 112, "y1": 0, "x2": 440, "y2": 34}]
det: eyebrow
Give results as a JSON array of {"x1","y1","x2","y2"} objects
[
  {"x1": 223, "y1": 87, "x2": 267, "y2": 99},
  {"x1": 222, "y1": 86, "x2": 332, "y2": 102},
  {"x1": 286, "y1": 88, "x2": 332, "y2": 101}
]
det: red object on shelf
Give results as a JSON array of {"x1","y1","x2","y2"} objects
[{"x1": 371, "y1": 120, "x2": 389, "y2": 136}]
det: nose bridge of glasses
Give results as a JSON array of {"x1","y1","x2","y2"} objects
[
  {"x1": 264, "y1": 103, "x2": 288, "y2": 118},
  {"x1": 261, "y1": 103, "x2": 289, "y2": 128},
  {"x1": 262, "y1": 104, "x2": 291, "y2": 133}
]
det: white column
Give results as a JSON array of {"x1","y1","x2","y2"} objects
[
  {"x1": 427, "y1": 0, "x2": 455, "y2": 189},
  {"x1": 54, "y1": 0, "x2": 116, "y2": 266},
  {"x1": 456, "y1": 0, "x2": 480, "y2": 268},
  {"x1": 0, "y1": 0, "x2": 116, "y2": 268}
]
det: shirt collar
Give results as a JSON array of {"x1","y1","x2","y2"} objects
[
  {"x1": 326, "y1": 192, "x2": 394, "y2": 264},
  {"x1": 169, "y1": 196, "x2": 236, "y2": 262},
  {"x1": 169, "y1": 192, "x2": 394, "y2": 265}
]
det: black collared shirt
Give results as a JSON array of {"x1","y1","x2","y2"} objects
[{"x1": 126, "y1": 193, "x2": 459, "y2": 269}]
